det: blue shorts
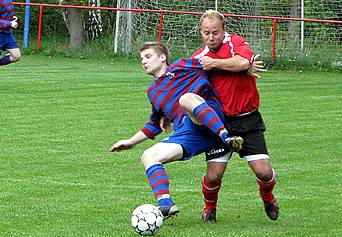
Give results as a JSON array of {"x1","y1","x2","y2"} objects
[
  {"x1": 0, "y1": 32, "x2": 19, "y2": 51},
  {"x1": 161, "y1": 101, "x2": 229, "y2": 160}
]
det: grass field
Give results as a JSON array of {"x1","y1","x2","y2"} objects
[{"x1": 1, "y1": 55, "x2": 341, "y2": 236}]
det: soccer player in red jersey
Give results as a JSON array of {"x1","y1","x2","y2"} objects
[
  {"x1": 192, "y1": 10, "x2": 278, "y2": 222},
  {"x1": 110, "y1": 42, "x2": 242, "y2": 219},
  {"x1": 0, "y1": 0, "x2": 21, "y2": 65}
]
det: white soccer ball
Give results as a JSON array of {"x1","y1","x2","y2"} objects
[{"x1": 131, "y1": 204, "x2": 164, "y2": 236}]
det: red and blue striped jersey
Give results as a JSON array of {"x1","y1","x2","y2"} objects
[
  {"x1": 141, "y1": 58, "x2": 223, "y2": 139},
  {"x1": 0, "y1": 0, "x2": 14, "y2": 33}
]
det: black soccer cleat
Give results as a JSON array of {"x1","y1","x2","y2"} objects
[
  {"x1": 158, "y1": 203, "x2": 180, "y2": 220},
  {"x1": 202, "y1": 208, "x2": 217, "y2": 223},
  {"x1": 225, "y1": 136, "x2": 243, "y2": 152},
  {"x1": 264, "y1": 198, "x2": 279, "y2": 220}
]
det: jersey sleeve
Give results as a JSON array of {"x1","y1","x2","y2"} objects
[
  {"x1": 0, "y1": 1, "x2": 14, "y2": 32},
  {"x1": 0, "y1": 19, "x2": 11, "y2": 30},
  {"x1": 231, "y1": 34, "x2": 254, "y2": 63},
  {"x1": 140, "y1": 106, "x2": 163, "y2": 139}
]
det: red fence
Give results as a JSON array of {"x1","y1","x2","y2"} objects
[{"x1": 13, "y1": 2, "x2": 342, "y2": 64}]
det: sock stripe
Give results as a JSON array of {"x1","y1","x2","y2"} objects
[
  {"x1": 151, "y1": 179, "x2": 169, "y2": 190},
  {"x1": 154, "y1": 189, "x2": 170, "y2": 198},
  {"x1": 207, "y1": 117, "x2": 224, "y2": 133},
  {"x1": 149, "y1": 171, "x2": 168, "y2": 182}
]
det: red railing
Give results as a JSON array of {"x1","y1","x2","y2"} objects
[{"x1": 14, "y1": 2, "x2": 342, "y2": 62}]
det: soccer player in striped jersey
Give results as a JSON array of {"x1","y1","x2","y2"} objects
[
  {"x1": 110, "y1": 42, "x2": 243, "y2": 219},
  {"x1": 0, "y1": 0, "x2": 21, "y2": 66},
  {"x1": 192, "y1": 10, "x2": 278, "y2": 222}
]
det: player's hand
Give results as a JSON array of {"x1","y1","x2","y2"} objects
[
  {"x1": 199, "y1": 56, "x2": 215, "y2": 70},
  {"x1": 160, "y1": 116, "x2": 173, "y2": 133},
  {"x1": 109, "y1": 139, "x2": 134, "y2": 152},
  {"x1": 11, "y1": 16, "x2": 18, "y2": 29},
  {"x1": 247, "y1": 54, "x2": 267, "y2": 78}
]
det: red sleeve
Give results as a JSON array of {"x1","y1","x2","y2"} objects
[{"x1": 231, "y1": 34, "x2": 254, "y2": 63}]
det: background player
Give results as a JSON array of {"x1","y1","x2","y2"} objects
[
  {"x1": 110, "y1": 42, "x2": 242, "y2": 219},
  {"x1": 192, "y1": 10, "x2": 278, "y2": 222},
  {"x1": 0, "y1": 0, "x2": 21, "y2": 66}
]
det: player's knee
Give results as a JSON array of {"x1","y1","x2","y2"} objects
[
  {"x1": 255, "y1": 169, "x2": 273, "y2": 182},
  {"x1": 206, "y1": 172, "x2": 224, "y2": 185},
  {"x1": 141, "y1": 148, "x2": 162, "y2": 166},
  {"x1": 179, "y1": 93, "x2": 194, "y2": 111},
  {"x1": 11, "y1": 51, "x2": 21, "y2": 62}
]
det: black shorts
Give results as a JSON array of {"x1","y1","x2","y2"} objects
[{"x1": 205, "y1": 110, "x2": 269, "y2": 161}]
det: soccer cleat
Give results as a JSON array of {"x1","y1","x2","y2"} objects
[
  {"x1": 158, "y1": 203, "x2": 180, "y2": 219},
  {"x1": 264, "y1": 198, "x2": 279, "y2": 220},
  {"x1": 202, "y1": 208, "x2": 216, "y2": 223},
  {"x1": 225, "y1": 136, "x2": 243, "y2": 152}
]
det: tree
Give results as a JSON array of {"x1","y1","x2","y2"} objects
[
  {"x1": 88, "y1": 0, "x2": 103, "y2": 40},
  {"x1": 59, "y1": 0, "x2": 86, "y2": 48}
]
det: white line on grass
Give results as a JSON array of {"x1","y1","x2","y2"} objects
[{"x1": 2, "y1": 178, "x2": 302, "y2": 200}]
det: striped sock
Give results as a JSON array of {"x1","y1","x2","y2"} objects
[
  {"x1": 146, "y1": 164, "x2": 173, "y2": 206},
  {"x1": 193, "y1": 103, "x2": 227, "y2": 141}
]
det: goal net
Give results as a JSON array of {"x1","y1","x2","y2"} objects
[{"x1": 115, "y1": 0, "x2": 341, "y2": 67}]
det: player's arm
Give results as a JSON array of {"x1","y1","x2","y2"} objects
[
  {"x1": 200, "y1": 34, "x2": 260, "y2": 73},
  {"x1": 109, "y1": 131, "x2": 149, "y2": 152},
  {"x1": 247, "y1": 54, "x2": 267, "y2": 78},
  {"x1": 199, "y1": 55, "x2": 250, "y2": 72}
]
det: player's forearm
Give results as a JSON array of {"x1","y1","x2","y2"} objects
[
  {"x1": 129, "y1": 130, "x2": 149, "y2": 145},
  {"x1": 213, "y1": 55, "x2": 251, "y2": 72}
]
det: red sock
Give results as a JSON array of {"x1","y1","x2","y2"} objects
[
  {"x1": 256, "y1": 169, "x2": 276, "y2": 203},
  {"x1": 202, "y1": 175, "x2": 221, "y2": 210}
]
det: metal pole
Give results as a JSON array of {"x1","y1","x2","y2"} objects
[
  {"x1": 23, "y1": 0, "x2": 30, "y2": 48},
  {"x1": 157, "y1": 13, "x2": 163, "y2": 42},
  {"x1": 300, "y1": 0, "x2": 304, "y2": 54},
  {"x1": 215, "y1": 0, "x2": 218, "y2": 11},
  {"x1": 37, "y1": 5, "x2": 43, "y2": 52},
  {"x1": 113, "y1": 0, "x2": 120, "y2": 53},
  {"x1": 127, "y1": 0, "x2": 132, "y2": 55},
  {"x1": 272, "y1": 19, "x2": 277, "y2": 64}
]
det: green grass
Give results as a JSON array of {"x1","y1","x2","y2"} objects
[{"x1": 1, "y1": 55, "x2": 341, "y2": 236}]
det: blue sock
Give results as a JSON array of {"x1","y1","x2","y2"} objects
[{"x1": 158, "y1": 197, "x2": 173, "y2": 207}]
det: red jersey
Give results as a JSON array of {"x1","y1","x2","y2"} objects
[{"x1": 192, "y1": 32, "x2": 259, "y2": 116}]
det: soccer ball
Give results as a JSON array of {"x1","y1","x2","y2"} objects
[{"x1": 131, "y1": 204, "x2": 164, "y2": 236}]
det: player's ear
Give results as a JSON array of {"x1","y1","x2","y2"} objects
[{"x1": 160, "y1": 54, "x2": 167, "y2": 63}]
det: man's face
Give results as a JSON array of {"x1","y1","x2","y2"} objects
[
  {"x1": 201, "y1": 18, "x2": 225, "y2": 52},
  {"x1": 140, "y1": 48, "x2": 165, "y2": 77}
]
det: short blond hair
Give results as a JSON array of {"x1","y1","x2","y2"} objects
[
  {"x1": 200, "y1": 10, "x2": 226, "y2": 29},
  {"x1": 140, "y1": 42, "x2": 170, "y2": 66}
]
